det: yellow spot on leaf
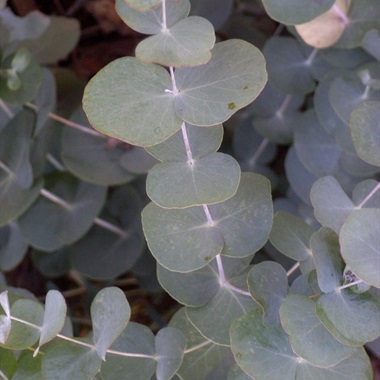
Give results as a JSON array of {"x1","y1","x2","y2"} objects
[{"x1": 228, "y1": 102, "x2": 236, "y2": 110}]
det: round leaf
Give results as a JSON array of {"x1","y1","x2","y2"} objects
[
  {"x1": 169, "y1": 308, "x2": 232, "y2": 380},
  {"x1": 263, "y1": 37, "x2": 316, "y2": 95},
  {"x1": 146, "y1": 153, "x2": 241, "y2": 208},
  {"x1": 230, "y1": 308, "x2": 298, "y2": 380},
  {"x1": 311, "y1": 227, "x2": 345, "y2": 293},
  {"x1": 280, "y1": 294, "x2": 355, "y2": 367},
  {"x1": 295, "y1": 0, "x2": 349, "y2": 48},
  {"x1": 350, "y1": 101, "x2": 380, "y2": 167},
  {"x1": 146, "y1": 123, "x2": 223, "y2": 162},
  {"x1": 157, "y1": 263, "x2": 219, "y2": 307},
  {"x1": 0, "y1": 223, "x2": 28, "y2": 271},
  {"x1": 116, "y1": 0, "x2": 190, "y2": 34},
  {"x1": 136, "y1": 16, "x2": 215, "y2": 67},
  {"x1": 142, "y1": 202, "x2": 224, "y2": 272},
  {"x1": 155, "y1": 327, "x2": 186, "y2": 380},
  {"x1": 269, "y1": 211, "x2": 314, "y2": 262},
  {"x1": 175, "y1": 39, "x2": 267, "y2": 125},
  {"x1": 294, "y1": 109, "x2": 341, "y2": 177},
  {"x1": 100, "y1": 322, "x2": 155, "y2": 380},
  {"x1": 310, "y1": 176, "x2": 355, "y2": 233},
  {"x1": 61, "y1": 108, "x2": 135, "y2": 186},
  {"x1": 248, "y1": 261, "x2": 288, "y2": 327},
  {"x1": 83, "y1": 57, "x2": 182, "y2": 147},
  {"x1": 340, "y1": 208, "x2": 380, "y2": 288},
  {"x1": 5, "y1": 299, "x2": 44, "y2": 349},
  {"x1": 70, "y1": 185, "x2": 145, "y2": 280},
  {"x1": 186, "y1": 275, "x2": 256, "y2": 345},
  {"x1": 18, "y1": 173, "x2": 107, "y2": 251},
  {"x1": 37, "y1": 290, "x2": 67, "y2": 351},
  {"x1": 316, "y1": 290, "x2": 380, "y2": 346},
  {"x1": 261, "y1": 0, "x2": 334, "y2": 25},
  {"x1": 210, "y1": 172, "x2": 273, "y2": 258},
  {"x1": 91, "y1": 287, "x2": 131, "y2": 360},
  {"x1": 42, "y1": 340, "x2": 102, "y2": 380}
]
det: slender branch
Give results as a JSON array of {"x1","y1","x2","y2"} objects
[
  {"x1": 10, "y1": 315, "x2": 156, "y2": 359},
  {"x1": 248, "y1": 138, "x2": 269, "y2": 166},
  {"x1": 305, "y1": 48, "x2": 318, "y2": 66},
  {"x1": 215, "y1": 255, "x2": 251, "y2": 296},
  {"x1": 286, "y1": 262, "x2": 300, "y2": 277},
  {"x1": 169, "y1": 66, "x2": 178, "y2": 94},
  {"x1": 362, "y1": 84, "x2": 371, "y2": 100},
  {"x1": 47, "y1": 154, "x2": 66, "y2": 172},
  {"x1": 357, "y1": 183, "x2": 380, "y2": 209},
  {"x1": 216, "y1": 254, "x2": 226, "y2": 283},
  {"x1": 40, "y1": 188, "x2": 127, "y2": 237},
  {"x1": 0, "y1": 369, "x2": 9, "y2": 380},
  {"x1": 181, "y1": 123, "x2": 194, "y2": 164},
  {"x1": 0, "y1": 100, "x2": 14, "y2": 118},
  {"x1": 25, "y1": 103, "x2": 104, "y2": 138},
  {"x1": 106, "y1": 348, "x2": 156, "y2": 359},
  {"x1": 40, "y1": 188, "x2": 72, "y2": 210},
  {"x1": 183, "y1": 340, "x2": 212, "y2": 354},
  {"x1": 225, "y1": 284, "x2": 251, "y2": 297},
  {"x1": 337, "y1": 279, "x2": 364, "y2": 291},
  {"x1": 10, "y1": 316, "x2": 42, "y2": 330},
  {"x1": 202, "y1": 204, "x2": 214, "y2": 226},
  {"x1": 333, "y1": 3, "x2": 349, "y2": 25},
  {"x1": 0, "y1": 161, "x2": 13, "y2": 177},
  {"x1": 161, "y1": 0, "x2": 168, "y2": 32},
  {"x1": 94, "y1": 218, "x2": 128, "y2": 238},
  {"x1": 276, "y1": 94, "x2": 292, "y2": 116}
]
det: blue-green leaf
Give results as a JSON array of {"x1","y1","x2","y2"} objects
[
  {"x1": 117, "y1": 0, "x2": 187, "y2": 29},
  {"x1": 42, "y1": 340, "x2": 102, "y2": 380},
  {"x1": 83, "y1": 57, "x2": 182, "y2": 147},
  {"x1": 310, "y1": 176, "x2": 355, "y2": 233},
  {"x1": 155, "y1": 327, "x2": 186, "y2": 380},
  {"x1": 5, "y1": 299, "x2": 44, "y2": 349},
  {"x1": 340, "y1": 208, "x2": 380, "y2": 288},
  {"x1": 136, "y1": 16, "x2": 215, "y2": 67},
  {"x1": 101, "y1": 322, "x2": 155, "y2": 380},
  {"x1": 350, "y1": 101, "x2": 380, "y2": 167},
  {"x1": 91, "y1": 287, "x2": 131, "y2": 360},
  {"x1": 311, "y1": 228, "x2": 345, "y2": 293},
  {"x1": 146, "y1": 153, "x2": 240, "y2": 208},
  {"x1": 169, "y1": 308, "x2": 232, "y2": 380},
  {"x1": 248, "y1": 261, "x2": 288, "y2": 326},
  {"x1": 36, "y1": 290, "x2": 67, "y2": 353},
  {"x1": 146, "y1": 123, "x2": 223, "y2": 162},
  {"x1": 280, "y1": 294, "x2": 355, "y2": 367},
  {"x1": 316, "y1": 290, "x2": 380, "y2": 346},
  {"x1": 142, "y1": 203, "x2": 224, "y2": 272},
  {"x1": 261, "y1": 0, "x2": 334, "y2": 25},
  {"x1": 269, "y1": 211, "x2": 314, "y2": 262},
  {"x1": 175, "y1": 39, "x2": 267, "y2": 125},
  {"x1": 186, "y1": 273, "x2": 256, "y2": 345},
  {"x1": 18, "y1": 173, "x2": 107, "y2": 252}
]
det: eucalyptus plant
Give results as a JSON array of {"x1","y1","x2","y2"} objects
[{"x1": 0, "y1": 0, "x2": 379, "y2": 379}]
